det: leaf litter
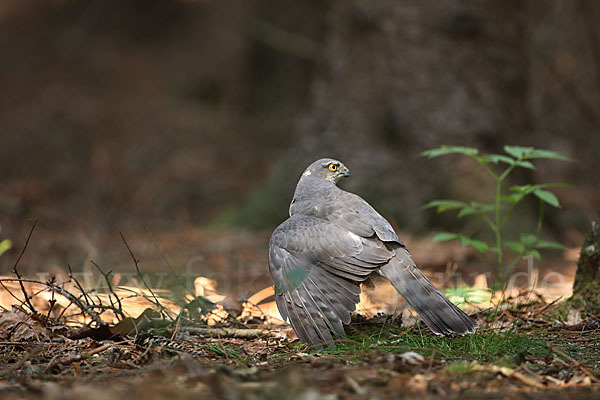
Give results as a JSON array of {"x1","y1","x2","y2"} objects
[
  {"x1": 0, "y1": 281, "x2": 599, "y2": 400},
  {"x1": 0, "y1": 226, "x2": 595, "y2": 398}
]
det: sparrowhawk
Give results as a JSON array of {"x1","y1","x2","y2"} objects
[{"x1": 268, "y1": 158, "x2": 476, "y2": 347}]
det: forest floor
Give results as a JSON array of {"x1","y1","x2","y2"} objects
[
  {"x1": 0, "y1": 228, "x2": 596, "y2": 399},
  {"x1": 1, "y1": 290, "x2": 599, "y2": 399}
]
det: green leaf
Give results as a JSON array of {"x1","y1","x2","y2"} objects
[
  {"x1": 486, "y1": 153, "x2": 536, "y2": 170},
  {"x1": 520, "y1": 233, "x2": 538, "y2": 247},
  {"x1": 514, "y1": 160, "x2": 535, "y2": 170},
  {"x1": 0, "y1": 239, "x2": 11, "y2": 257},
  {"x1": 470, "y1": 201, "x2": 496, "y2": 213},
  {"x1": 421, "y1": 146, "x2": 479, "y2": 159},
  {"x1": 490, "y1": 283, "x2": 503, "y2": 291},
  {"x1": 457, "y1": 207, "x2": 476, "y2": 218},
  {"x1": 454, "y1": 202, "x2": 495, "y2": 218},
  {"x1": 510, "y1": 184, "x2": 533, "y2": 194},
  {"x1": 467, "y1": 240, "x2": 489, "y2": 253},
  {"x1": 444, "y1": 286, "x2": 492, "y2": 306},
  {"x1": 486, "y1": 154, "x2": 515, "y2": 165},
  {"x1": 458, "y1": 236, "x2": 489, "y2": 253},
  {"x1": 434, "y1": 233, "x2": 489, "y2": 253},
  {"x1": 488, "y1": 247, "x2": 501, "y2": 255},
  {"x1": 537, "y1": 199, "x2": 546, "y2": 233},
  {"x1": 504, "y1": 241, "x2": 525, "y2": 253},
  {"x1": 500, "y1": 194, "x2": 522, "y2": 204},
  {"x1": 533, "y1": 240, "x2": 567, "y2": 250},
  {"x1": 432, "y1": 232, "x2": 459, "y2": 242},
  {"x1": 445, "y1": 360, "x2": 474, "y2": 374},
  {"x1": 504, "y1": 145, "x2": 534, "y2": 159},
  {"x1": 504, "y1": 146, "x2": 572, "y2": 162},
  {"x1": 509, "y1": 184, "x2": 565, "y2": 207},
  {"x1": 537, "y1": 183, "x2": 569, "y2": 189},
  {"x1": 533, "y1": 189, "x2": 560, "y2": 208},
  {"x1": 422, "y1": 200, "x2": 468, "y2": 213},
  {"x1": 525, "y1": 249, "x2": 541, "y2": 259},
  {"x1": 526, "y1": 149, "x2": 573, "y2": 162}
]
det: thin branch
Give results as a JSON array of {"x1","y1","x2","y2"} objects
[
  {"x1": 12, "y1": 220, "x2": 38, "y2": 314},
  {"x1": 68, "y1": 264, "x2": 93, "y2": 307},
  {"x1": 500, "y1": 201, "x2": 519, "y2": 230},
  {"x1": 477, "y1": 212, "x2": 497, "y2": 232},
  {"x1": 0, "y1": 278, "x2": 103, "y2": 325},
  {"x1": 548, "y1": 345, "x2": 600, "y2": 384},
  {"x1": 119, "y1": 231, "x2": 171, "y2": 320},
  {"x1": 0, "y1": 280, "x2": 26, "y2": 308},
  {"x1": 90, "y1": 260, "x2": 125, "y2": 320},
  {"x1": 44, "y1": 277, "x2": 57, "y2": 322},
  {"x1": 55, "y1": 295, "x2": 77, "y2": 322},
  {"x1": 144, "y1": 226, "x2": 196, "y2": 299},
  {"x1": 474, "y1": 157, "x2": 499, "y2": 181}
]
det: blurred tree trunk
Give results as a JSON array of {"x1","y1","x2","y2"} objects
[{"x1": 566, "y1": 221, "x2": 600, "y2": 315}]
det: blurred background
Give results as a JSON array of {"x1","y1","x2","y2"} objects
[{"x1": 0, "y1": 0, "x2": 598, "y2": 299}]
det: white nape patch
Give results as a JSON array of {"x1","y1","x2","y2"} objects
[{"x1": 302, "y1": 170, "x2": 312, "y2": 177}]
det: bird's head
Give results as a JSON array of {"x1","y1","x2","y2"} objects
[{"x1": 301, "y1": 158, "x2": 350, "y2": 184}]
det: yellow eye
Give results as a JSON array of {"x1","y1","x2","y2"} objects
[{"x1": 329, "y1": 164, "x2": 338, "y2": 171}]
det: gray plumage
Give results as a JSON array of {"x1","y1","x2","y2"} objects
[{"x1": 269, "y1": 158, "x2": 476, "y2": 347}]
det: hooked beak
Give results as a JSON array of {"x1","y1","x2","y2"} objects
[{"x1": 342, "y1": 166, "x2": 350, "y2": 177}]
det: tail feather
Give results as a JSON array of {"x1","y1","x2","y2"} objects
[
  {"x1": 287, "y1": 291, "x2": 334, "y2": 346},
  {"x1": 379, "y1": 248, "x2": 476, "y2": 335}
]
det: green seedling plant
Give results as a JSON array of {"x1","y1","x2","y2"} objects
[
  {"x1": 421, "y1": 145, "x2": 571, "y2": 288},
  {"x1": 444, "y1": 285, "x2": 492, "y2": 307},
  {"x1": 0, "y1": 225, "x2": 11, "y2": 257}
]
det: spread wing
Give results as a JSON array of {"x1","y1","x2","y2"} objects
[
  {"x1": 269, "y1": 214, "x2": 394, "y2": 347},
  {"x1": 292, "y1": 186, "x2": 402, "y2": 244},
  {"x1": 325, "y1": 191, "x2": 401, "y2": 243}
]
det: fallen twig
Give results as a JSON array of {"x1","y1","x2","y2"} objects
[
  {"x1": 52, "y1": 340, "x2": 132, "y2": 368},
  {"x1": 549, "y1": 345, "x2": 600, "y2": 384},
  {"x1": 345, "y1": 375, "x2": 366, "y2": 395},
  {"x1": 490, "y1": 365, "x2": 545, "y2": 389},
  {"x1": 182, "y1": 327, "x2": 279, "y2": 339},
  {"x1": 532, "y1": 296, "x2": 562, "y2": 317}
]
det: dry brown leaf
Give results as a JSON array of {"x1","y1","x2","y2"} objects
[{"x1": 0, "y1": 306, "x2": 48, "y2": 341}]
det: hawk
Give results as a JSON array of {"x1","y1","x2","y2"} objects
[{"x1": 268, "y1": 158, "x2": 476, "y2": 347}]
